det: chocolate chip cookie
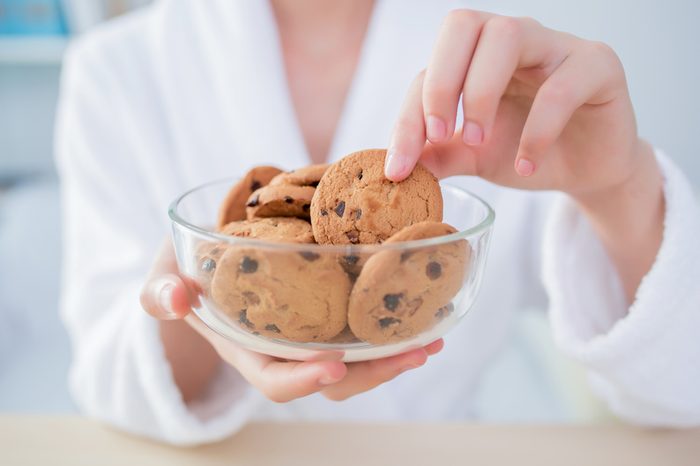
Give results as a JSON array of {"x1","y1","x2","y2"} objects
[
  {"x1": 269, "y1": 163, "x2": 329, "y2": 187},
  {"x1": 220, "y1": 217, "x2": 315, "y2": 244},
  {"x1": 246, "y1": 185, "x2": 315, "y2": 220},
  {"x1": 211, "y1": 246, "x2": 350, "y2": 342},
  {"x1": 310, "y1": 149, "x2": 443, "y2": 244},
  {"x1": 347, "y1": 222, "x2": 470, "y2": 344},
  {"x1": 217, "y1": 166, "x2": 283, "y2": 229}
]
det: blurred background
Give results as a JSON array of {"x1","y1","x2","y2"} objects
[{"x1": 0, "y1": 0, "x2": 698, "y2": 419}]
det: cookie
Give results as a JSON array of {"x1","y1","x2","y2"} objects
[
  {"x1": 194, "y1": 242, "x2": 228, "y2": 293},
  {"x1": 269, "y1": 163, "x2": 329, "y2": 187},
  {"x1": 217, "y1": 166, "x2": 283, "y2": 229},
  {"x1": 210, "y1": 246, "x2": 350, "y2": 342},
  {"x1": 246, "y1": 185, "x2": 315, "y2": 220},
  {"x1": 310, "y1": 149, "x2": 443, "y2": 244},
  {"x1": 347, "y1": 222, "x2": 469, "y2": 344},
  {"x1": 220, "y1": 217, "x2": 315, "y2": 244}
]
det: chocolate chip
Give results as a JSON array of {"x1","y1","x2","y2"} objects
[
  {"x1": 309, "y1": 181, "x2": 320, "y2": 188},
  {"x1": 346, "y1": 230, "x2": 359, "y2": 244},
  {"x1": 250, "y1": 180, "x2": 261, "y2": 191},
  {"x1": 239, "y1": 310, "x2": 254, "y2": 328},
  {"x1": 246, "y1": 195, "x2": 259, "y2": 207},
  {"x1": 334, "y1": 201, "x2": 346, "y2": 217},
  {"x1": 435, "y1": 302, "x2": 455, "y2": 319},
  {"x1": 283, "y1": 196, "x2": 294, "y2": 204},
  {"x1": 201, "y1": 258, "x2": 216, "y2": 273},
  {"x1": 383, "y1": 293, "x2": 403, "y2": 311},
  {"x1": 302, "y1": 203, "x2": 310, "y2": 212},
  {"x1": 343, "y1": 255, "x2": 360, "y2": 265},
  {"x1": 320, "y1": 209, "x2": 328, "y2": 216},
  {"x1": 400, "y1": 251, "x2": 414, "y2": 263},
  {"x1": 240, "y1": 256, "x2": 258, "y2": 273},
  {"x1": 379, "y1": 317, "x2": 401, "y2": 328},
  {"x1": 264, "y1": 324, "x2": 281, "y2": 333},
  {"x1": 426, "y1": 261, "x2": 442, "y2": 280},
  {"x1": 357, "y1": 170, "x2": 363, "y2": 180},
  {"x1": 355, "y1": 209, "x2": 362, "y2": 220},
  {"x1": 299, "y1": 251, "x2": 320, "y2": 262}
]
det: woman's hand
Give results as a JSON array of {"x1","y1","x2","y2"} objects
[
  {"x1": 387, "y1": 9, "x2": 647, "y2": 194},
  {"x1": 386, "y1": 10, "x2": 664, "y2": 301},
  {"x1": 140, "y1": 240, "x2": 442, "y2": 403}
]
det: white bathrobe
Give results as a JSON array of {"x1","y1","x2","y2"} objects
[{"x1": 54, "y1": 0, "x2": 700, "y2": 445}]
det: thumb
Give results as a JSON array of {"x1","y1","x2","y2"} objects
[{"x1": 139, "y1": 240, "x2": 192, "y2": 320}]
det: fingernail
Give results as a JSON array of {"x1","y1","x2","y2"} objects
[
  {"x1": 159, "y1": 283, "x2": 177, "y2": 319},
  {"x1": 462, "y1": 121, "x2": 483, "y2": 146},
  {"x1": 426, "y1": 115, "x2": 446, "y2": 142},
  {"x1": 515, "y1": 158, "x2": 535, "y2": 177},
  {"x1": 318, "y1": 374, "x2": 342, "y2": 386},
  {"x1": 384, "y1": 146, "x2": 406, "y2": 180}
]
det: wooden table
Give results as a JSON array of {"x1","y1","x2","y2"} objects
[{"x1": 2, "y1": 416, "x2": 698, "y2": 465}]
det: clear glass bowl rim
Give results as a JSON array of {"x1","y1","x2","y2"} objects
[{"x1": 168, "y1": 177, "x2": 495, "y2": 253}]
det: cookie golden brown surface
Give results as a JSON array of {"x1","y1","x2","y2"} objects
[
  {"x1": 347, "y1": 222, "x2": 469, "y2": 344},
  {"x1": 310, "y1": 149, "x2": 443, "y2": 245}
]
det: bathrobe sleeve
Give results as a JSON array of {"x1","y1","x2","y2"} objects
[
  {"x1": 543, "y1": 150, "x2": 700, "y2": 426},
  {"x1": 54, "y1": 33, "x2": 263, "y2": 446}
]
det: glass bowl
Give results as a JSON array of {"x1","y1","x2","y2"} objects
[{"x1": 169, "y1": 178, "x2": 494, "y2": 362}]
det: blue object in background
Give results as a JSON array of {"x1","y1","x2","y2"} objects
[{"x1": 0, "y1": 0, "x2": 68, "y2": 35}]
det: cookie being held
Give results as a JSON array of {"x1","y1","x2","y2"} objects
[
  {"x1": 347, "y1": 222, "x2": 469, "y2": 344},
  {"x1": 310, "y1": 149, "x2": 443, "y2": 244},
  {"x1": 217, "y1": 166, "x2": 283, "y2": 229}
]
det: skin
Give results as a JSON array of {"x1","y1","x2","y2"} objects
[
  {"x1": 384, "y1": 11, "x2": 664, "y2": 302},
  {"x1": 142, "y1": 4, "x2": 664, "y2": 403}
]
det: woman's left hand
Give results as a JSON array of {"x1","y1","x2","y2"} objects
[
  {"x1": 386, "y1": 9, "x2": 654, "y2": 199},
  {"x1": 386, "y1": 10, "x2": 664, "y2": 302}
]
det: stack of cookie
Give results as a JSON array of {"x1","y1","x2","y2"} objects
[{"x1": 199, "y1": 149, "x2": 469, "y2": 345}]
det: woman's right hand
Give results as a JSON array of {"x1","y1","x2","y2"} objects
[{"x1": 140, "y1": 240, "x2": 443, "y2": 403}]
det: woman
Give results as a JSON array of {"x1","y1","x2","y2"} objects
[{"x1": 55, "y1": 0, "x2": 700, "y2": 444}]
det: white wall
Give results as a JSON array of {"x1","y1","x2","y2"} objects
[{"x1": 512, "y1": 0, "x2": 700, "y2": 187}]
